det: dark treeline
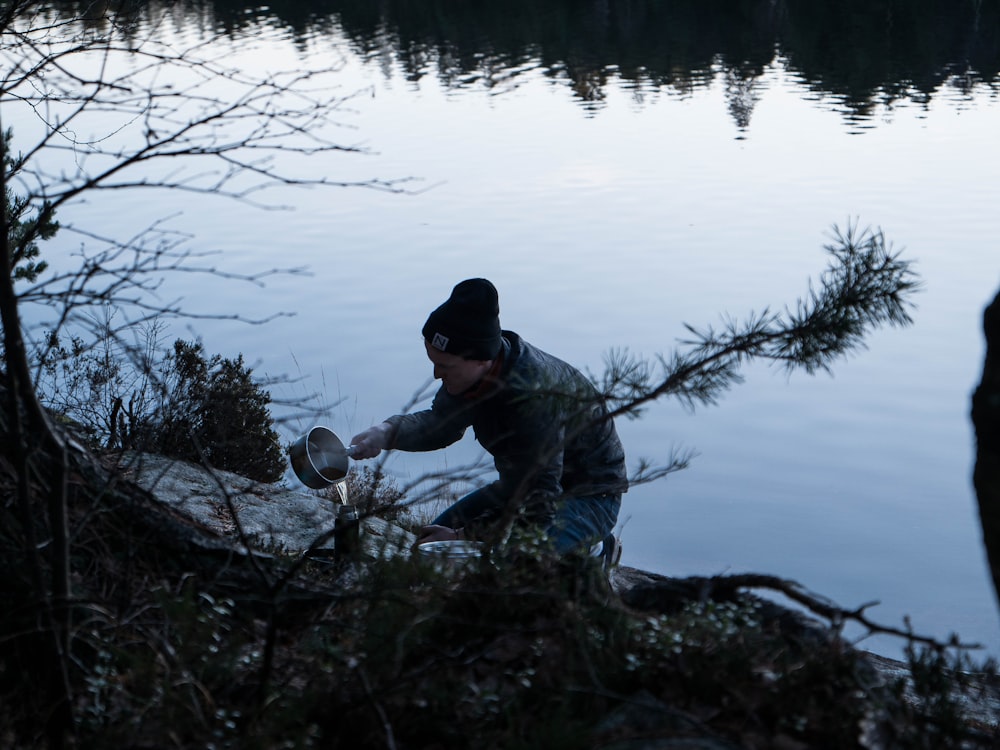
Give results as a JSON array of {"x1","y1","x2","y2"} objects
[{"x1": 45, "y1": 0, "x2": 999, "y2": 116}]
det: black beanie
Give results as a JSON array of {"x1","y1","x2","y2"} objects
[{"x1": 422, "y1": 278, "x2": 502, "y2": 360}]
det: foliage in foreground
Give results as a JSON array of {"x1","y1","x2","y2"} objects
[{"x1": 1, "y1": 490, "x2": 995, "y2": 750}]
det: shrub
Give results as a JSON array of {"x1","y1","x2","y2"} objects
[
  {"x1": 34, "y1": 330, "x2": 286, "y2": 482},
  {"x1": 145, "y1": 339, "x2": 286, "y2": 482}
]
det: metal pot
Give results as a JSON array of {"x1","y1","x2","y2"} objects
[
  {"x1": 416, "y1": 540, "x2": 484, "y2": 559},
  {"x1": 416, "y1": 539, "x2": 486, "y2": 573},
  {"x1": 289, "y1": 426, "x2": 354, "y2": 489}
]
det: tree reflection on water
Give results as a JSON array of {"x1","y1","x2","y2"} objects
[{"x1": 46, "y1": 0, "x2": 1000, "y2": 127}]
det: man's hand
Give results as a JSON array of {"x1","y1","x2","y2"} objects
[
  {"x1": 349, "y1": 422, "x2": 393, "y2": 459},
  {"x1": 416, "y1": 524, "x2": 463, "y2": 545}
]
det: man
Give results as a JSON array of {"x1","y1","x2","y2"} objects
[{"x1": 350, "y1": 278, "x2": 627, "y2": 558}]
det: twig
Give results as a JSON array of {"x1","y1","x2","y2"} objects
[
  {"x1": 701, "y1": 573, "x2": 982, "y2": 652},
  {"x1": 356, "y1": 664, "x2": 398, "y2": 750}
]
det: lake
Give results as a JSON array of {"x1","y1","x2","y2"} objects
[{"x1": 7, "y1": 1, "x2": 1000, "y2": 661}]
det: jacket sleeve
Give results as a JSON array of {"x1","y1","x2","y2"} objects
[{"x1": 383, "y1": 387, "x2": 471, "y2": 452}]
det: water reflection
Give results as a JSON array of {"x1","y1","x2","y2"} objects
[{"x1": 45, "y1": 0, "x2": 1000, "y2": 130}]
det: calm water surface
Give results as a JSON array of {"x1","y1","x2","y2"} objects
[{"x1": 12, "y1": 5, "x2": 1000, "y2": 660}]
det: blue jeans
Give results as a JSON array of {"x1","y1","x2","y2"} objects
[{"x1": 432, "y1": 487, "x2": 621, "y2": 555}]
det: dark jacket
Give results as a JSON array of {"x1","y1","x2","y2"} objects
[{"x1": 385, "y1": 331, "x2": 628, "y2": 511}]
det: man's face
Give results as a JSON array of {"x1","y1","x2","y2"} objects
[{"x1": 424, "y1": 340, "x2": 493, "y2": 395}]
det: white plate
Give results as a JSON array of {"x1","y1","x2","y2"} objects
[{"x1": 416, "y1": 540, "x2": 484, "y2": 558}]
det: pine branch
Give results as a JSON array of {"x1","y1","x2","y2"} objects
[{"x1": 602, "y1": 222, "x2": 919, "y2": 421}]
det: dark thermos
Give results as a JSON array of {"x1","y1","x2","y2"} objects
[{"x1": 334, "y1": 504, "x2": 361, "y2": 563}]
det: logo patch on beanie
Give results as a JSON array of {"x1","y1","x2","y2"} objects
[{"x1": 431, "y1": 332, "x2": 449, "y2": 351}]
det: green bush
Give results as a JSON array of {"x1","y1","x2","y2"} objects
[
  {"x1": 4, "y1": 127, "x2": 55, "y2": 284},
  {"x1": 145, "y1": 339, "x2": 286, "y2": 483},
  {"x1": 34, "y1": 331, "x2": 286, "y2": 482}
]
